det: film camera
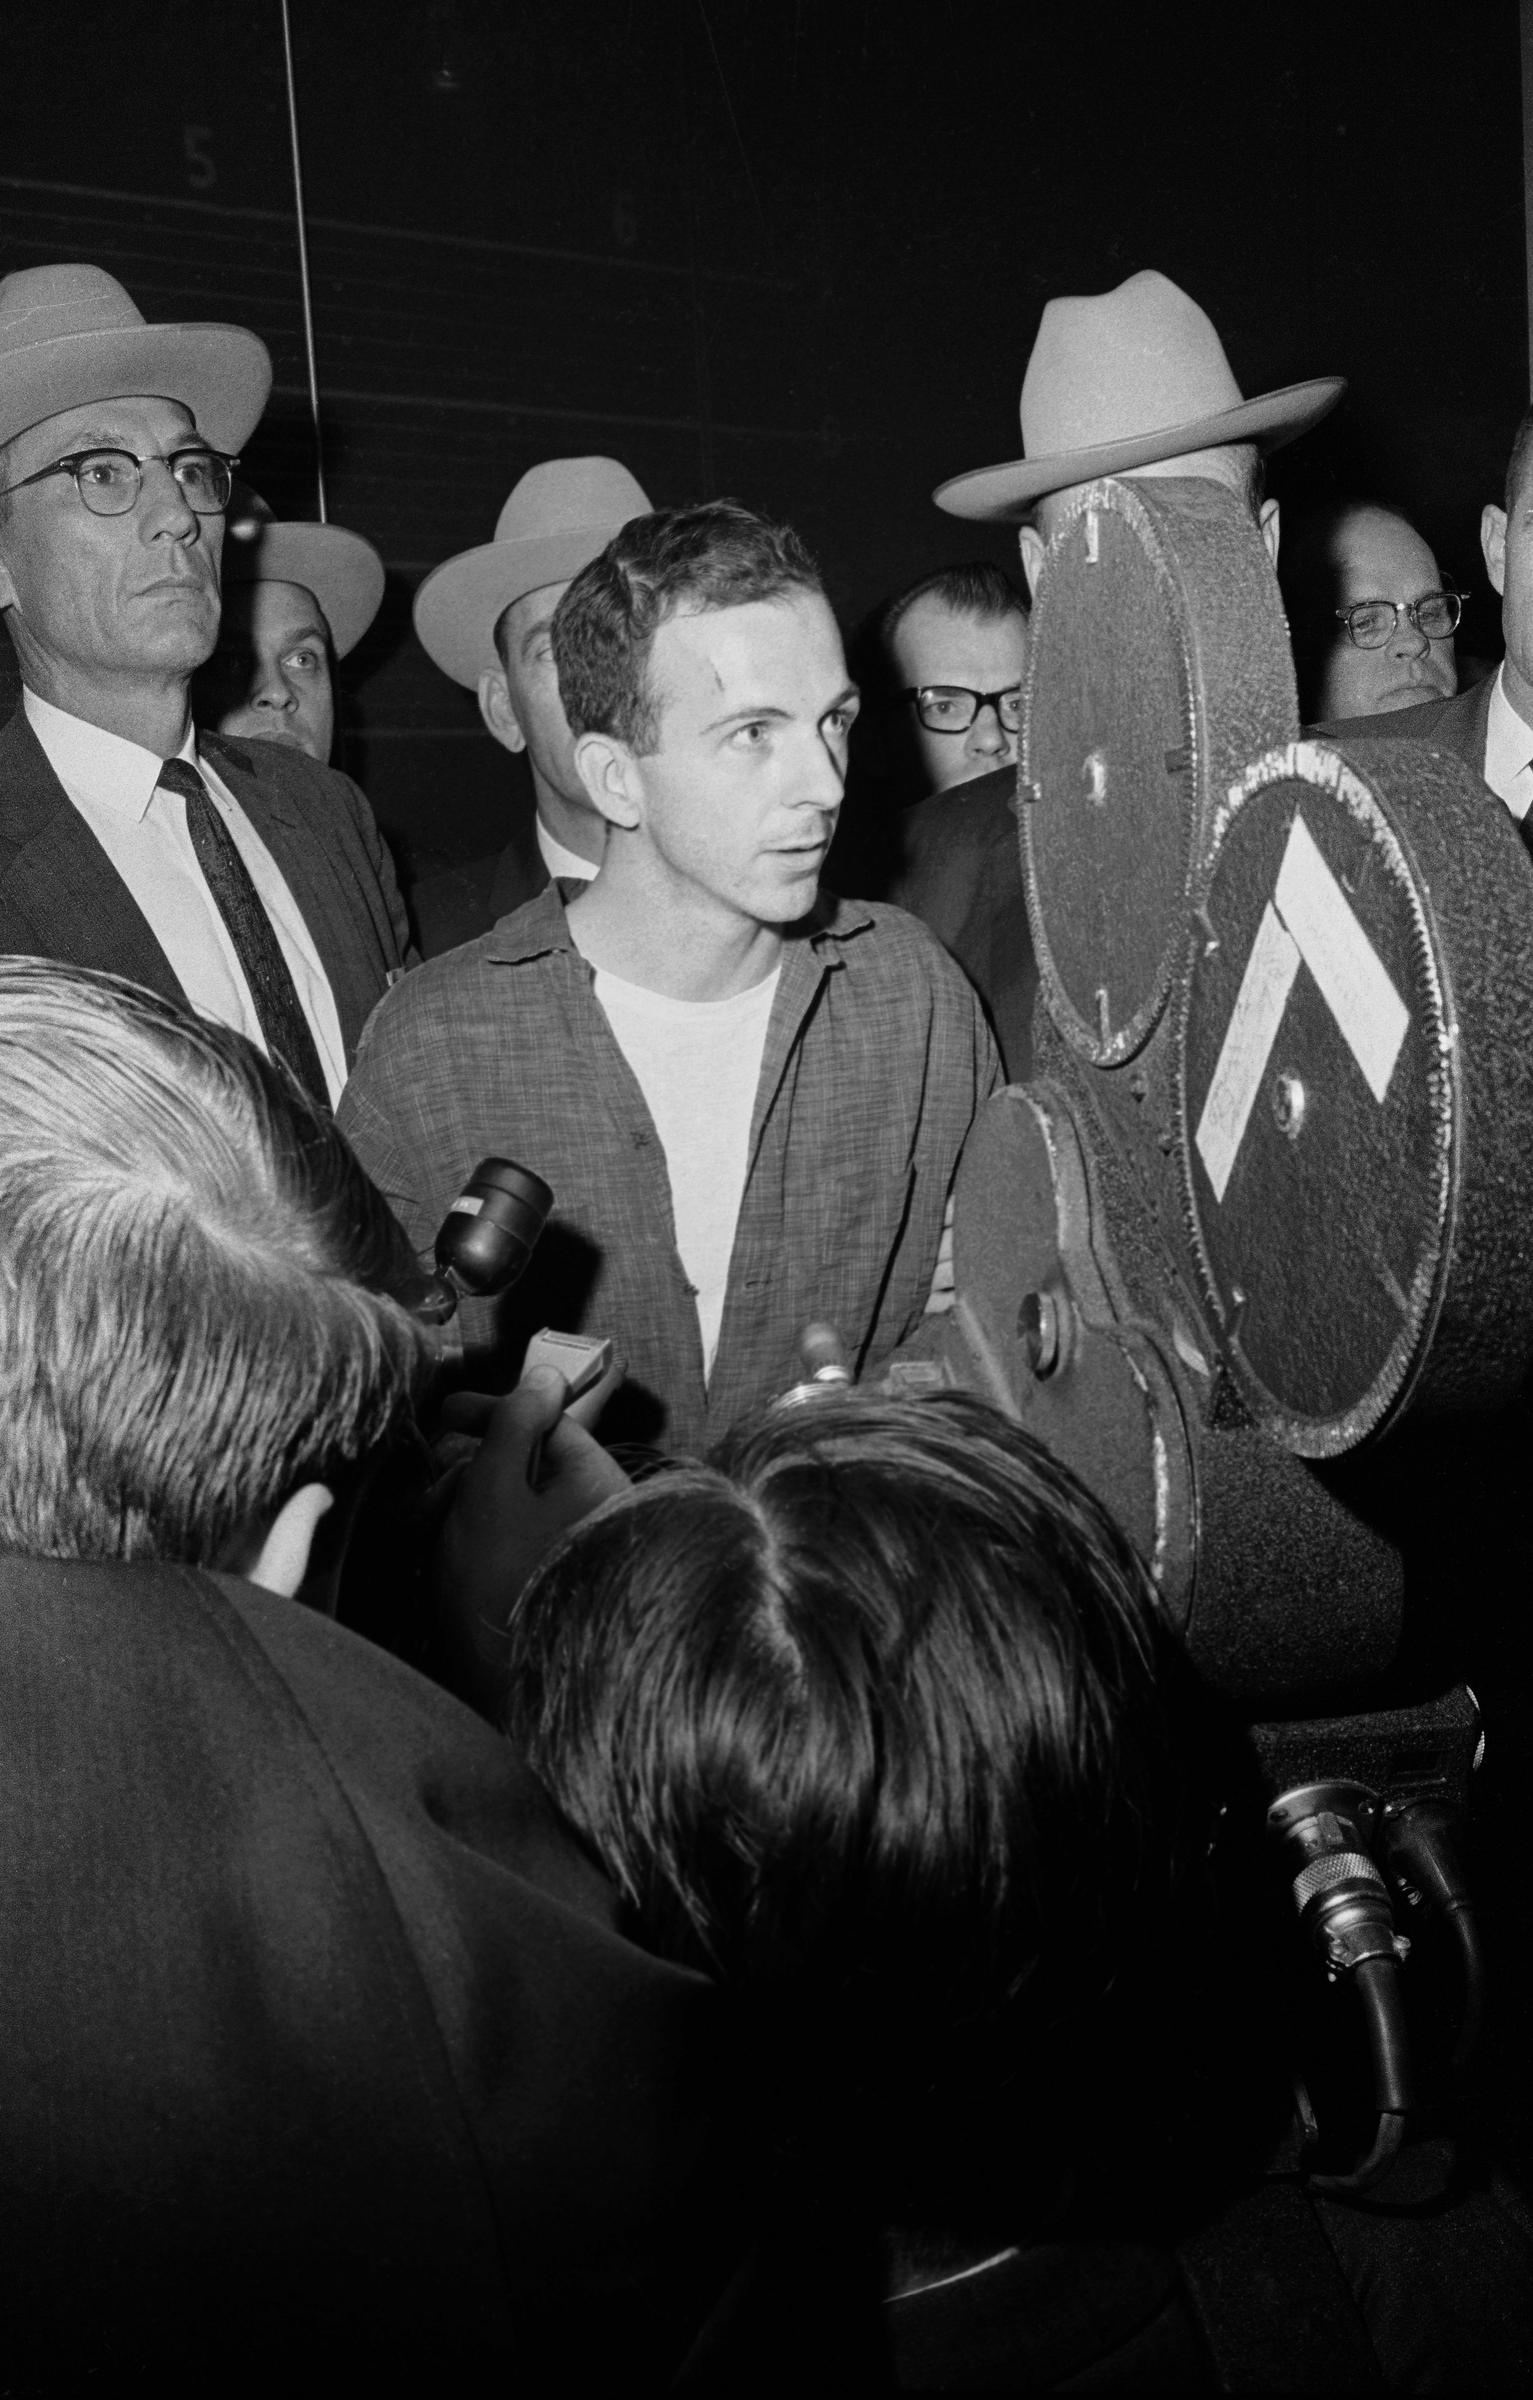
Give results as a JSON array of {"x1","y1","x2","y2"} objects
[{"x1": 886, "y1": 473, "x2": 1533, "y2": 2186}]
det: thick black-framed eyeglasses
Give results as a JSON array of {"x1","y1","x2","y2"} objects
[
  {"x1": 901, "y1": 683, "x2": 1024, "y2": 734},
  {"x1": 0, "y1": 446, "x2": 239, "y2": 518},
  {"x1": 1334, "y1": 591, "x2": 1463, "y2": 650}
]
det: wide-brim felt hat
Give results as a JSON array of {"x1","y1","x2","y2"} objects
[
  {"x1": 0, "y1": 262, "x2": 271, "y2": 454},
  {"x1": 935, "y1": 270, "x2": 1345, "y2": 521},
  {"x1": 414, "y1": 455, "x2": 653, "y2": 687},
  {"x1": 222, "y1": 491, "x2": 386, "y2": 658}
]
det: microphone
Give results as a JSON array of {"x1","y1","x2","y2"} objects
[{"x1": 417, "y1": 1157, "x2": 554, "y2": 1322}]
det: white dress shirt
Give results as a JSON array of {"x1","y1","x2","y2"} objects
[
  {"x1": 24, "y1": 689, "x2": 348, "y2": 1104},
  {"x1": 1481, "y1": 666, "x2": 1533, "y2": 823},
  {"x1": 535, "y1": 816, "x2": 599, "y2": 883}
]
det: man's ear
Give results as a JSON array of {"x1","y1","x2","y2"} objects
[
  {"x1": 1258, "y1": 496, "x2": 1281, "y2": 569},
  {"x1": 1482, "y1": 504, "x2": 1508, "y2": 597},
  {"x1": 1017, "y1": 523, "x2": 1047, "y2": 601},
  {"x1": 478, "y1": 668, "x2": 527, "y2": 756},
  {"x1": 245, "y1": 1483, "x2": 334, "y2": 1600},
  {"x1": 574, "y1": 729, "x2": 642, "y2": 830}
]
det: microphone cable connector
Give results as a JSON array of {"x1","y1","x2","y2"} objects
[{"x1": 1267, "y1": 1779, "x2": 1413, "y2": 2191}]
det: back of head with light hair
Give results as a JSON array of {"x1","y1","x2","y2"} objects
[{"x1": 0, "y1": 960, "x2": 430, "y2": 1565}]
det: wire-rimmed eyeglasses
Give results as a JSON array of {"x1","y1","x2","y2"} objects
[
  {"x1": 1334, "y1": 591, "x2": 1463, "y2": 650},
  {"x1": 0, "y1": 446, "x2": 239, "y2": 518},
  {"x1": 902, "y1": 683, "x2": 1024, "y2": 734}
]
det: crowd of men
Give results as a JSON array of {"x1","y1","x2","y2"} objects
[{"x1": 3, "y1": 252, "x2": 1533, "y2": 2383}]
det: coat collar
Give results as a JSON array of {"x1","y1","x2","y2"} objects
[{"x1": 482, "y1": 878, "x2": 877, "y2": 971}]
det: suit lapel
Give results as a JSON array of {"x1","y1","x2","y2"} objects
[
  {"x1": 203, "y1": 735, "x2": 373, "y2": 1055},
  {"x1": 1446, "y1": 673, "x2": 1495, "y2": 775},
  {"x1": 0, "y1": 710, "x2": 188, "y2": 1003}
]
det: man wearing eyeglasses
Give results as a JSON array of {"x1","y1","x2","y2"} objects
[
  {"x1": 1324, "y1": 422, "x2": 1533, "y2": 849},
  {"x1": 0, "y1": 264, "x2": 411, "y2": 1106},
  {"x1": 865, "y1": 561, "x2": 1035, "y2": 1072},
  {"x1": 882, "y1": 563, "x2": 1030, "y2": 797},
  {"x1": 1290, "y1": 502, "x2": 1460, "y2": 723}
]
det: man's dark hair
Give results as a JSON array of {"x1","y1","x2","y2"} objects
[
  {"x1": 1506, "y1": 408, "x2": 1533, "y2": 516},
  {"x1": 550, "y1": 500, "x2": 824, "y2": 752},
  {"x1": 878, "y1": 559, "x2": 1028, "y2": 658},
  {"x1": 504, "y1": 1389, "x2": 1206, "y2": 2236}
]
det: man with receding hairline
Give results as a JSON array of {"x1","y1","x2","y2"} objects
[{"x1": 1324, "y1": 412, "x2": 1533, "y2": 854}]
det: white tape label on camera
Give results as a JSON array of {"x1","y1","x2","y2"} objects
[{"x1": 1195, "y1": 812, "x2": 1409, "y2": 1206}]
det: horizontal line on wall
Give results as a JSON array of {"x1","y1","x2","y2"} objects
[
  {"x1": 271, "y1": 383, "x2": 823, "y2": 443},
  {"x1": 0, "y1": 176, "x2": 791, "y2": 291}
]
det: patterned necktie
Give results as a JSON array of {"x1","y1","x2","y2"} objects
[{"x1": 157, "y1": 755, "x2": 331, "y2": 1109}]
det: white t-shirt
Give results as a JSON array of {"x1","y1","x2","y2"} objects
[{"x1": 593, "y1": 963, "x2": 780, "y2": 1377}]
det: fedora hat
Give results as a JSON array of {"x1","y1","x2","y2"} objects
[
  {"x1": 414, "y1": 455, "x2": 652, "y2": 687},
  {"x1": 0, "y1": 262, "x2": 271, "y2": 455},
  {"x1": 222, "y1": 488, "x2": 385, "y2": 659},
  {"x1": 935, "y1": 270, "x2": 1344, "y2": 522}
]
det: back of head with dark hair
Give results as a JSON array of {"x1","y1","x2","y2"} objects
[
  {"x1": 504, "y1": 1390, "x2": 1211, "y2": 2239},
  {"x1": 549, "y1": 499, "x2": 824, "y2": 753},
  {"x1": 0, "y1": 959, "x2": 430, "y2": 1566}
]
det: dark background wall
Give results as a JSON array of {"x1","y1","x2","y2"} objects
[{"x1": 1, "y1": 0, "x2": 1525, "y2": 879}]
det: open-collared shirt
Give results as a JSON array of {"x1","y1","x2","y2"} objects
[
  {"x1": 338, "y1": 881, "x2": 1001, "y2": 1453},
  {"x1": 23, "y1": 687, "x2": 347, "y2": 1102}
]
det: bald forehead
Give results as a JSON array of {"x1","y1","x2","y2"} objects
[
  {"x1": 891, "y1": 593, "x2": 1028, "y2": 682},
  {"x1": 1331, "y1": 508, "x2": 1441, "y2": 599}
]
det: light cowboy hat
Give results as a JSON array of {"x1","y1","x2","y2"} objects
[
  {"x1": 414, "y1": 455, "x2": 653, "y2": 687},
  {"x1": 0, "y1": 262, "x2": 271, "y2": 455},
  {"x1": 935, "y1": 270, "x2": 1345, "y2": 522},
  {"x1": 223, "y1": 487, "x2": 386, "y2": 660}
]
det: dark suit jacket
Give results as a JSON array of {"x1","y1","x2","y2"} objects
[
  {"x1": 409, "y1": 799, "x2": 549, "y2": 958},
  {"x1": 1322, "y1": 675, "x2": 1494, "y2": 774},
  {"x1": 0, "y1": 707, "x2": 413, "y2": 1059},
  {"x1": 1321, "y1": 675, "x2": 1533, "y2": 864},
  {"x1": 887, "y1": 762, "x2": 1038, "y2": 1081},
  {"x1": 0, "y1": 1551, "x2": 741, "y2": 2385}
]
